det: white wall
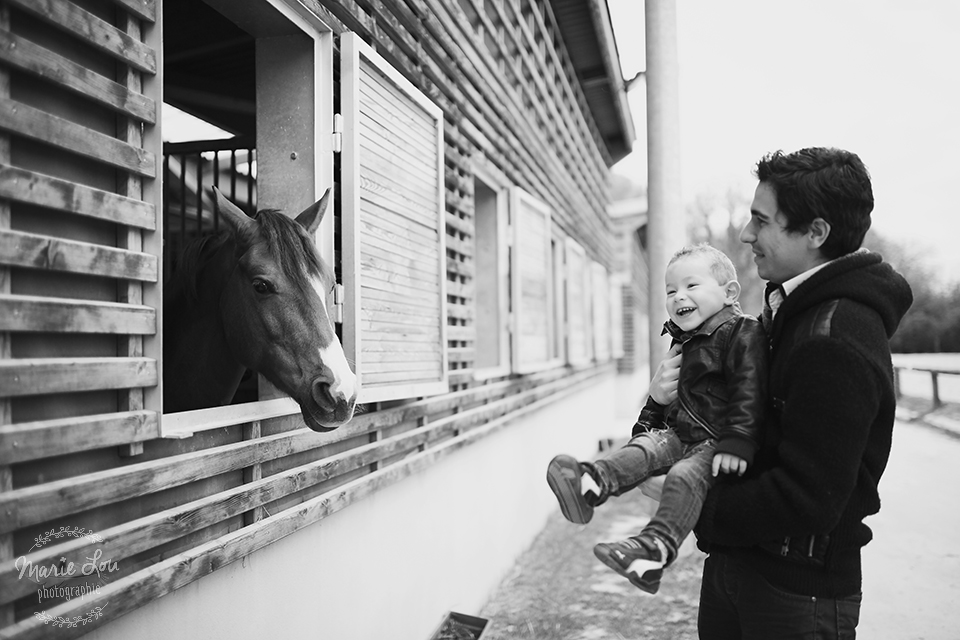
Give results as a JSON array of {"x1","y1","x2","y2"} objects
[{"x1": 85, "y1": 372, "x2": 633, "y2": 640}]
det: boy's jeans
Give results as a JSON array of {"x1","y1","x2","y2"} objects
[{"x1": 593, "y1": 428, "x2": 718, "y2": 562}]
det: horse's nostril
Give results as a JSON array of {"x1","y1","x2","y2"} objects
[{"x1": 311, "y1": 379, "x2": 336, "y2": 409}]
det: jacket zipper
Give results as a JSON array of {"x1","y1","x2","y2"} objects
[{"x1": 678, "y1": 392, "x2": 720, "y2": 439}]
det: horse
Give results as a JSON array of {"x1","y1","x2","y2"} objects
[{"x1": 163, "y1": 187, "x2": 357, "y2": 432}]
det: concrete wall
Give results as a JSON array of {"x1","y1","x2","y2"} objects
[{"x1": 85, "y1": 373, "x2": 639, "y2": 640}]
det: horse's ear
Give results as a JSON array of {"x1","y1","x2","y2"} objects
[
  {"x1": 294, "y1": 188, "x2": 331, "y2": 235},
  {"x1": 213, "y1": 187, "x2": 256, "y2": 244}
]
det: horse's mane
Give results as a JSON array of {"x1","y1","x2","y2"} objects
[
  {"x1": 255, "y1": 209, "x2": 330, "y2": 289},
  {"x1": 168, "y1": 233, "x2": 231, "y2": 305}
]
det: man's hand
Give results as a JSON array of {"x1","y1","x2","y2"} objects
[
  {"x1": 712, "y1": 453, "x2": 748, "y2": 477},
  {"x1": 648, "y1": 343, "x2": 681, "y2": 405}
]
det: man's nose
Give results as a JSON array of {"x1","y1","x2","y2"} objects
[{"x1": 739, "y1": 224, "x2": 754, "y2": 243}]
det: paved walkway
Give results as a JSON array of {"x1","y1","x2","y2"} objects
[{"x1": 479, "y1": 408, "x2": 960, "y2": 639}]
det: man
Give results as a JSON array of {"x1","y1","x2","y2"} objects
[{"x1": 686, "y1": 147, "x2": 913, "y2": 638}]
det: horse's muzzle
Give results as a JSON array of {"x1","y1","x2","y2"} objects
[{"x1": 301, "y1": 376, "x2": 357, "y2": 432}]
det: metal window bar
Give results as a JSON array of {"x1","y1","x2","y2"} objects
[{"x1": 162, "y1": 137, "x2": 256, "y2": 281}]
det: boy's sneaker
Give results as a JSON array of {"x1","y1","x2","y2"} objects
[
  {"x1": 546, "y1": 455, "x2": 601, "y2": 524},
  {"x1": 593, "y1": 535, "x2": 667, "y2": 594}
]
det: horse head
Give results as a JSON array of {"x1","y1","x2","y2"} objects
[{"x1": 214, "y1": 187, "x2": 357, "y2": 431}]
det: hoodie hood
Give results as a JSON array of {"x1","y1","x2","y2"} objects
[{"x1": 783, "y1": 249, "x2": 913, "y2": 339}]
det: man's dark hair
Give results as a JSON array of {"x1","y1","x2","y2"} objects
[{"x1": 754, "y1": 147, "x2": 873, "y2": 259}]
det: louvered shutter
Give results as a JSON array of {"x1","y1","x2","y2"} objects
[
  {"x1": 564, "y1": 239, "x2": 591, "y2": 365},
  {"x1": 591, "y1": 261, "x2": 611, "y2": 362},
  {"x1": 340, "y1": 33, "x2": 448, "y2": 403},
  {"x1": 511, "y1": 188, "x2": 556, "y2": 373},
  {"x1": 610, "y1": 273, "x2": 625, "y2": 359}
]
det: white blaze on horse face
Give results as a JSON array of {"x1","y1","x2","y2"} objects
[{"x1": 310, "y1": 276, "x2": 358, "y2": 402}]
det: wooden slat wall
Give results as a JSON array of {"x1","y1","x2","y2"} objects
[
  {"x1": 0, "y1": 0, "x2": 622, "y2": 636},
  {"x1": 1, "y1": 4, "x2": 12, "y2": 628},
  {"x1": 0, "y1": 0, "x2": 162, "y2": 633},
  {"x1": 0, "y1": 2, "x2": 160, "y2": 420}
]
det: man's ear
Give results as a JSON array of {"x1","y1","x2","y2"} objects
[
  {"x1": 807, "y1": 218, "x2": 831, "y2": 249},
  {"x1": 724, "y1": 280, "x2": 742, "y2": 305}
]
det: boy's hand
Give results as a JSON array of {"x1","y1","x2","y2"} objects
[
  {"x1": 649, "y1": 344, "x2": 682, "y2": 405},
  {"x1": 712, "y1": 452, "x2": 747, "y2": 477}
]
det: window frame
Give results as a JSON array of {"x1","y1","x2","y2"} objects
[
  {"x1": 158, "y1": 0, "x2": 334, "y2": 437},
  {"x1": 470, "y1": 160, "x2": 513, "y2": 381}
]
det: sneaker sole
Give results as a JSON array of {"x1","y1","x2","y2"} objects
[
  {"x1": 546, "y1": 455, "x2": 593, "y2": 524},
  {"x1": 593, "y1": 543, "x2": 662, "y2": 594}
]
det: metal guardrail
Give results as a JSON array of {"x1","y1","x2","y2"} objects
[{"x1": 894, "y1": 365, "x2": 960, "y2": 409}]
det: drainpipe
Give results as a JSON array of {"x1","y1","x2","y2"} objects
[{"x1": 645, "y1": 0, "x2": 685, "y2": 374}]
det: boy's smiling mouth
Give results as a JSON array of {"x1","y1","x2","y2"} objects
[{"x1": 676, "y1": 306, "x2": 696, "y2": 318}]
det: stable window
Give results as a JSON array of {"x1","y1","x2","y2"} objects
[
  {"x1": 158, "y1": 0, "x2": 335, "y2": 436},
  {"x1": 471, "y1": 163, "x2": 511, "y2": 379},
  {"x1": 340, "y1": 33, "x2": 448, "y2": 403},
  {"x1": 511, "y1": 188, "x2": 560, "y2": 373}
]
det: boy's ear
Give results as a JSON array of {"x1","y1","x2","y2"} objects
[{"x1": 724, "y1": 280, "x2": 741, "y2": 305}]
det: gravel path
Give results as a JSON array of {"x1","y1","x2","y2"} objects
[{"x1": 480, "y1": 489, "x2": 703, "y2": 640}]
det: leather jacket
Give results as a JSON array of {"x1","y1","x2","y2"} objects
[{"x1": 632, "y1": 305, "x2": 767, "y2": 464}]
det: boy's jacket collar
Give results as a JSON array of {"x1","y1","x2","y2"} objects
[{"x1": 662, "y1": 303, "x2": 743, "y2": 343}]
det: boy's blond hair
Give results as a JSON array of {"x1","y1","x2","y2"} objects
[{"x1": 668, "y1": 244, "x2": 737, "y2": 285}]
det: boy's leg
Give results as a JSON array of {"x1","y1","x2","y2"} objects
[
  {"x1": 643, "y1": 438, "x2": 718, "y2": 555},
  {"x1": 546, "y1": 429, "x2": 684, "y2": 525},
  {"x1": 594, "y1": 428, "x2": 687, "y2": 497},
  {"x1": 594, "y1": 439, "x2": 717, "y2": 593}
]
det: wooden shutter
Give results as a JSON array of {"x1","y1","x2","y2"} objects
[
  {"x1": 340, "y1": 32, "x2": 447, "y2": 403},
  {"x1": 564, "y1": 238, "x2": 591, "y2": 365},
  {"x1": 591, "y1": 261, "x2": 611, "y2": 362},
  {"x1": 610, "y1": 273, "x2": 625, "y2": 359},
  {"x1": 511, "y1": 188, "x2": 556, "y2": 373}
]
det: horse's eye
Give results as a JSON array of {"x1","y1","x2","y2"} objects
[{"x1": 252, "y1": 279, "x2": 273, "y2": 294}]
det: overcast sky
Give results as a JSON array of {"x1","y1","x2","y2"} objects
[{"x1": 609, "y1": 0, "x2": 960, "y2": 283}]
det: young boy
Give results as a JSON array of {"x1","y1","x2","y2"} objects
[{"x1": 546, "y1": 244, "x2": 767, "y2": 593}]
